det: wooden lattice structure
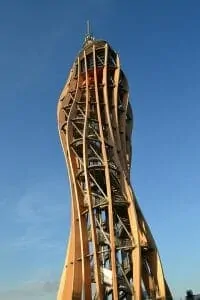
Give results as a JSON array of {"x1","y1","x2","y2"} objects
[{"x1": 57, "y1": 32, "x2": 172, "y2": 300}]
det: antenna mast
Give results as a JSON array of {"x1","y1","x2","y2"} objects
[
  {"x1": 87, "y1": 20, "x2": 90, "y2": 36},
  {"x1": 84, "y1": 20, "x2": 94, "y2": 45}
]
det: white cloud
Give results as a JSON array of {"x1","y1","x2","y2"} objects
[
  {"x1": 0, "y1": 178, "x2": 70, "y2": 299},
  {"x1": 6, "y1": 178, "x2": 70, "y2": 251},
  {"x1": 0, "y1": 280, "x2": 58, "y2": 300}
]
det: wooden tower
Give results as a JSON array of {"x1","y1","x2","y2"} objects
[{"x1": 57, "y1": 28, "x2": 172, "y2": 300}]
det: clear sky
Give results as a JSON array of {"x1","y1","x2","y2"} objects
[{"x1": 0, "y1": 1, "x2": 200, "y2": 299}]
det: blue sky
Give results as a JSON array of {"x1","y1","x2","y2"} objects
[{"x1": 0, "y1": 1, "x2": 200, "y2": 299}]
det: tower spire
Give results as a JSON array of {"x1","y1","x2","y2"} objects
[
  {"x1": 86, "y1": 20, "x2": 90, "y2": 36},
  {"x1": 83, "y1": 20, "x2": 94, "y2": 46}
]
